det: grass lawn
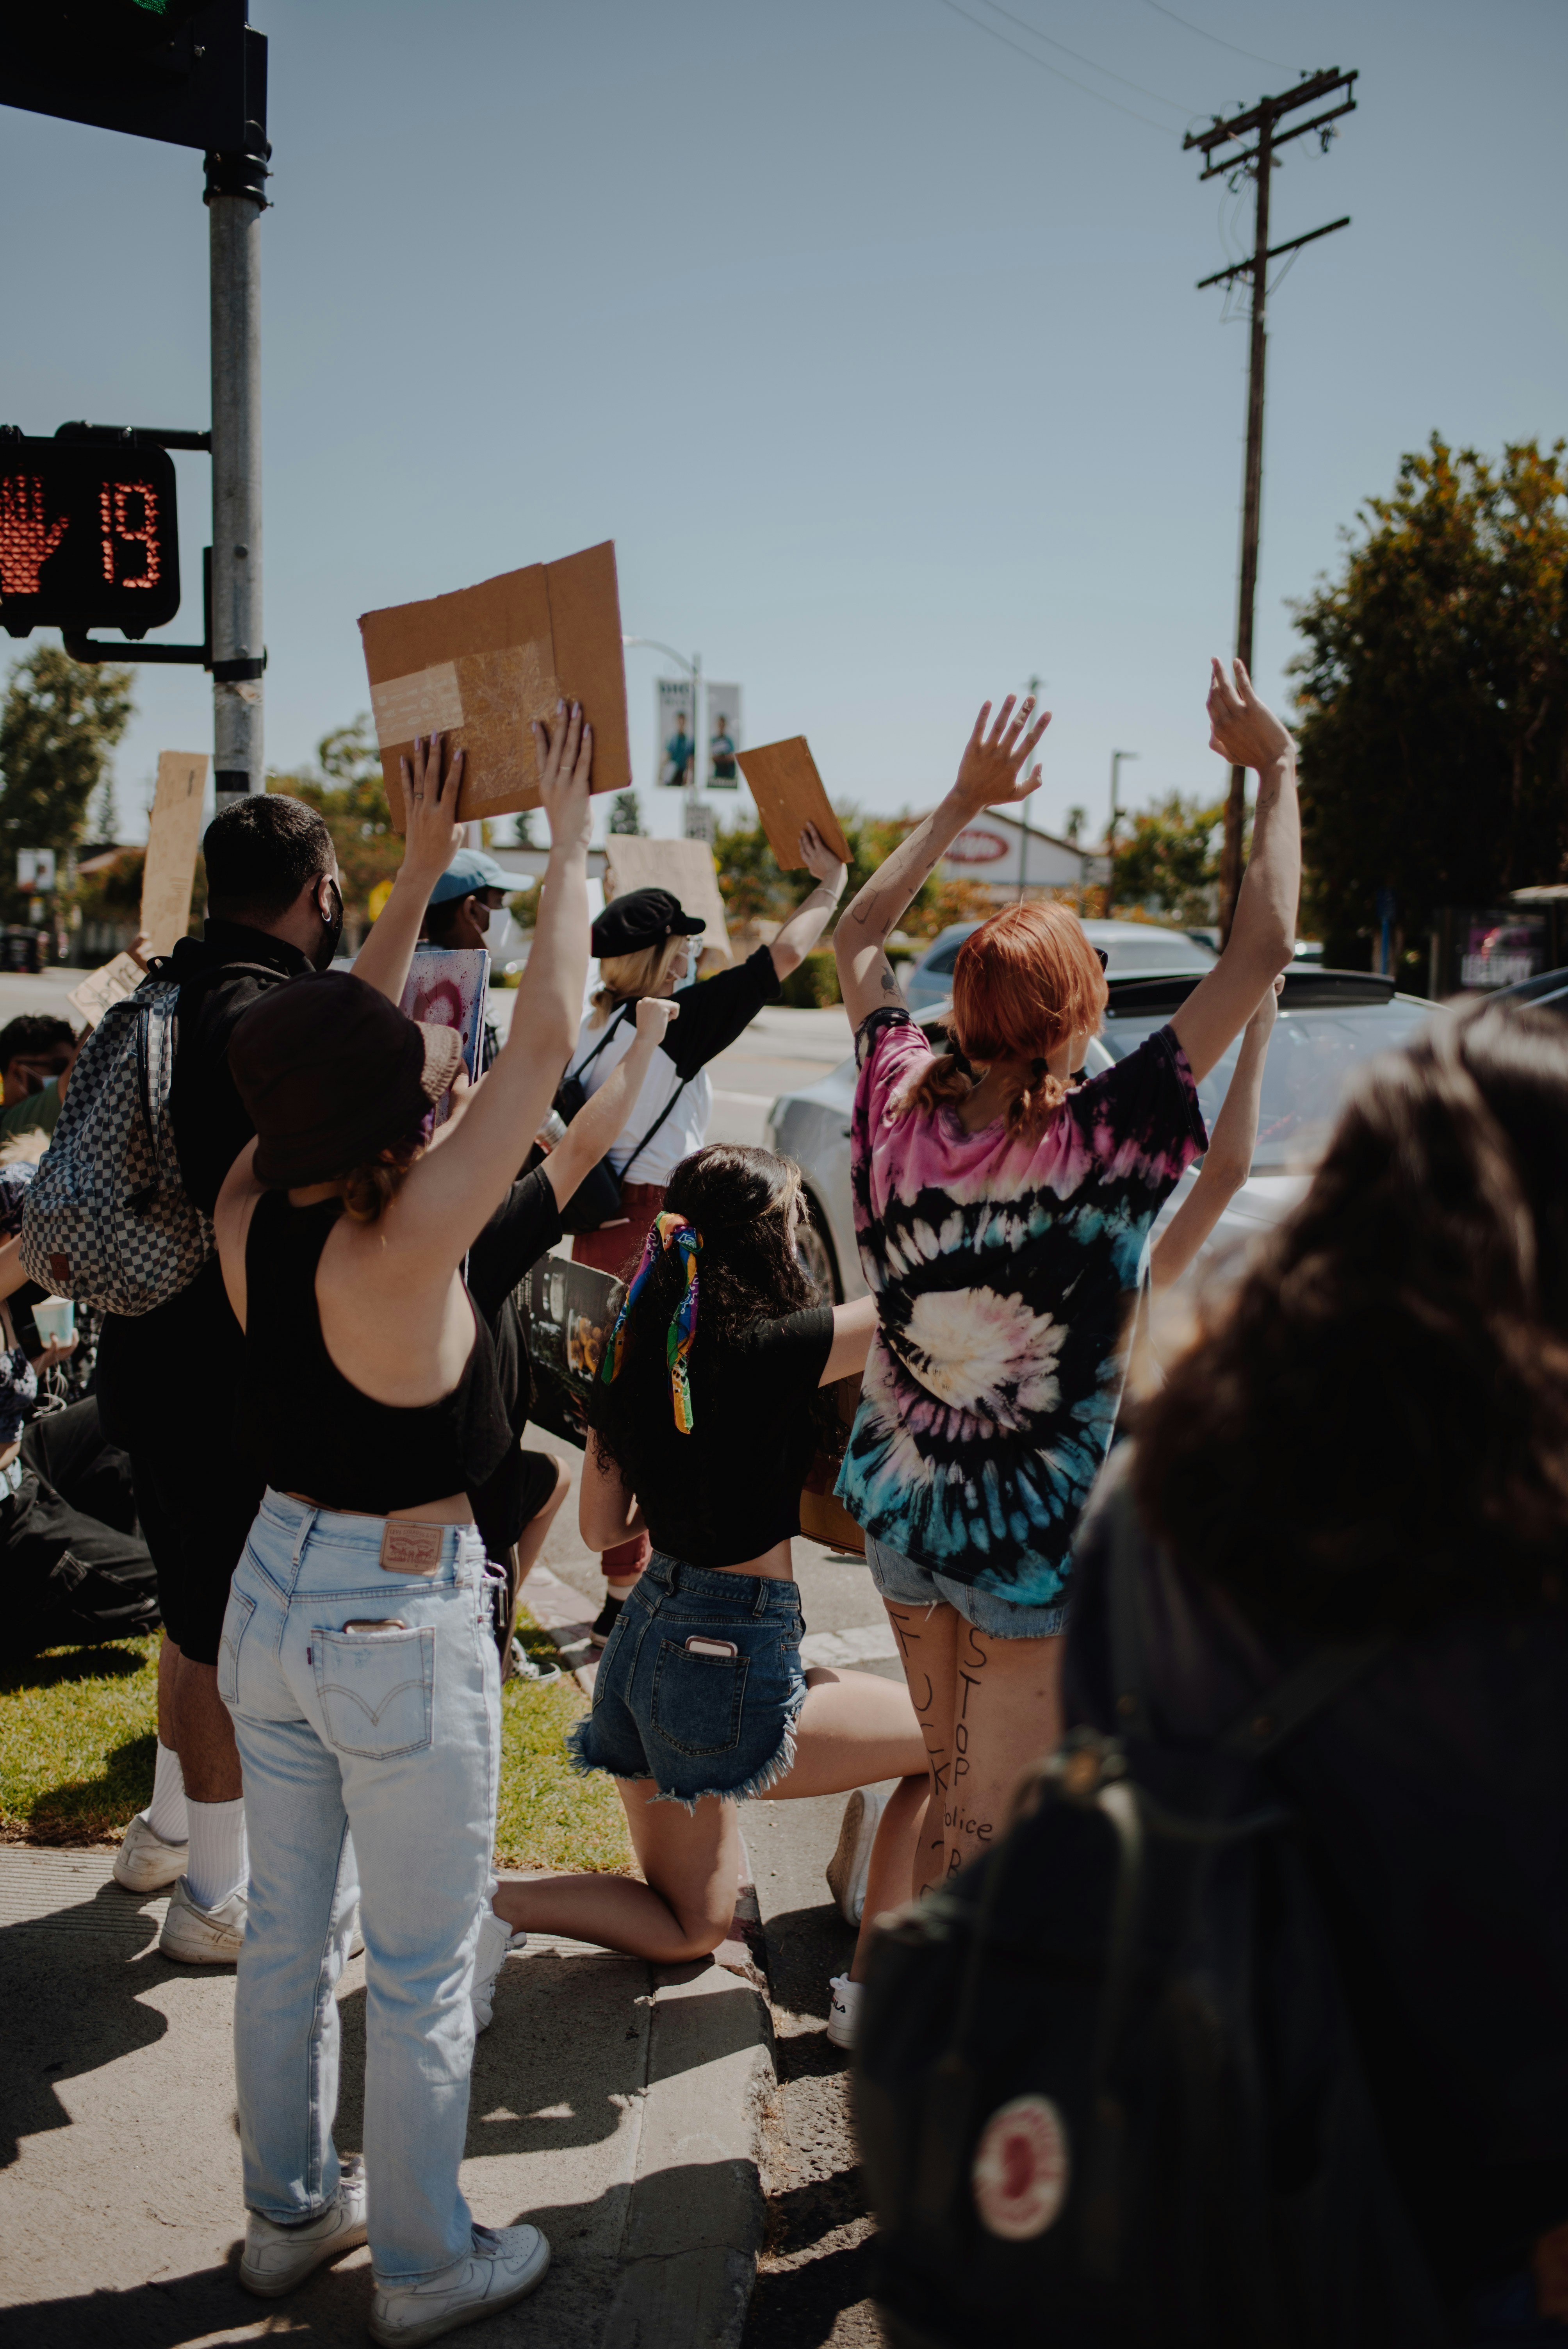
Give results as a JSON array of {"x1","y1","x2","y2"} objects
[{"x1": 0, "y1": 1610, "x2": 632, "y2": 1872}]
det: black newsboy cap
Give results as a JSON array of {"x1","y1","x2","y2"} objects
[{"x1": 591, "y1": 887, "x2": 705, "y2": 960}]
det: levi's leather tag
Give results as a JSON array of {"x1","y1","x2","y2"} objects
[{"x1": 379, "y1": 1522, "x2": 444, "y2": 1574}]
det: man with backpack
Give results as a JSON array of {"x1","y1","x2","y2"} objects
[{"x1": 71, "y1": 778, "x2": 464, "y2": 1961}]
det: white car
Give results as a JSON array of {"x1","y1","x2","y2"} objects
[
  {"x1": 902, "y1": 917, "x2": 1214, "y2": 1016},
  {"x1": 768, "y1": 969, "x2": 1435, "y2": 1300}
]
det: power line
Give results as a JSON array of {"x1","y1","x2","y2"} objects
[
  {"x1": 925, "y1": 0, "x2": 1174, "y2": 132},
  {"x1": 968, "y1": 0, "x2": 1198, "y2": 114},
  {"x1": 1136, "y1": 0, "x2": 1301, "y2": 75}
]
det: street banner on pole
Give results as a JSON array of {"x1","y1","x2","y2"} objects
[
  {"x1": 735, "y1": 736, "x2": 852, "y2": 870},
  {"x1": 706, "y1": 686, "x2": 741, "y2": 787},
  {"x1": 655, "y1": 677, "x2": 695, "y2": 788},
  {"x1": 360, "y1": 540, "x2": 631, "y2": 831},
  {"x1": 140, "y1": 750, "x2": 209, "y2": 958},
  {"x1": 602, "y1": 836, "x2": 733, "y2": 965}
]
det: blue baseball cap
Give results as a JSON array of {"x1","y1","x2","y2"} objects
[{"x1": 427, "y1": 848, "x2": 512, "y2": 909}]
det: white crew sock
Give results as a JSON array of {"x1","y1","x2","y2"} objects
[
  {"x1": 146, "y1": 1741, "x2": 189, "y2": 1846},
  {"x1": 185, "y1": 1796, "x2": 248, "y2": 1912}
]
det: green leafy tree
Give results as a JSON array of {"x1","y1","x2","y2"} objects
[
  {"x1": 1111, "y1": 793, "x2": 1225, "y2": 926},
  {"x1": 1291, "y1": 436, "x2": 1568, "y2": 965},
  {"x1": 0, "y1": 648, "x2": 134, "y2": 861},
  {"x1": 713, "y1": 806, "x2": 993, "y2": 943},
  {"x1": 269, "y1": 713, "x2": 403, "y2": 932}
]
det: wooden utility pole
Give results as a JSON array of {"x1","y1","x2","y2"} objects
[{"x1": 1187, "y1": 68, "x2": 1357, "y2": 940}]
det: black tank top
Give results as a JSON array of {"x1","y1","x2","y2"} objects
[{"x1": 240, "y1": 1191, "x2": 516, "y2": 1532}]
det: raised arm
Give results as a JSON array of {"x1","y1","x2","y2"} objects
[
  {"x1": 540, "y1": 997, "x2": 679, "y2": 1207},
  {"x1": 386, "y1": 703, "x2": 594, "y2": 1262},
  {"x1": 1168, "y1": 661, "x2": 1300, "y2": 1084},
  {"x1": 769, "y1": 825, "x2": 848, "y2": 980},
  {"x1": 833, "y1": 696, "x2": 1050, "y2": 1030},
  {"x1": 1151, "y1": 971, "x2": 1283, "y2": 1289},
  {"x1": 349, "y1": 733, "x2": 467, "y2": 1005}
]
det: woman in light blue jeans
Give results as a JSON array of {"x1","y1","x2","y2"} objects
[{"x1": 210, "y1": 711, "x2": 599, "y2": 2344}]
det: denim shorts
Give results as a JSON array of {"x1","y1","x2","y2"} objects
[
  {"x1": 569, "y1": 1551, "x2": 806, "y2": 1809},
  {"x1": 864, "y1": 1533, "x2": 1070, "y2": 1640}
]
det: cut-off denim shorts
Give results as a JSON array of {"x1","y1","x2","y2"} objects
[
  {"x1": 864, "y1": 1533, "x2": 1071, "y2": 1640},
  {"x1": 569, "y1": 1550, "x2": 806, "y2": 1809}
]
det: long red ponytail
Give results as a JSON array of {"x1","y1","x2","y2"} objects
[{"x1": 896, "y1": 901, "x2": 1109, "y2": 1139}]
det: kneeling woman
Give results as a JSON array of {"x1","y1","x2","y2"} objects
[{"x1": 486, "y1": 1143, "x2": 929, "y2": 2041}]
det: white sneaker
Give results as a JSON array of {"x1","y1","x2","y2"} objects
[
  {"x1": 827, "y1": 1973, "x2": 864, "y2": 2051},
  {"x1": 825, "y1": 1787, "x2": 888, "y2": 1926},
  {"x1": 159, "y1": 1875, "x2": 246, "y2": 1963},
  {"x1": 369, "y1": 2222, "x2": 551, "y2": 2345},
  {"x1": 470, "y1": 1909, "x2": 527, "y2": 2033},
  {"x1": 240, "y1": 2157, "x2": 368, "y2": 2297},
  {"x1": 112, "y1": 1810, "x2": 189, "y2": 1894}
]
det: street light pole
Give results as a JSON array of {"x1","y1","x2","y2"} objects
[{"x1": 1105, "y1": 750, "x2": 1137, "y2": 920}]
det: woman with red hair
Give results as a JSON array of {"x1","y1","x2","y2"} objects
[{"x1": 829, "y1": 665, "x2": 1298, "y2": 1965}]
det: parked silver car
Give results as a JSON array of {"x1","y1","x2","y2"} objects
[
  {"x1": 902, "y1": 917, "x2": 1215, "y2": 1016},
  {"x1": 770, "y1": 969, "x2": 1434, "y2": 1301}
]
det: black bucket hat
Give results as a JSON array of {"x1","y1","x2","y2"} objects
[
  {"x1": 592, "y1": 887, "x2": 705, "y2": 960},
  {"x1": 229, "y1": 971, "x2": 466, "y2": 1187}
]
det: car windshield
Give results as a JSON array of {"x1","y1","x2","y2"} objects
[{"x1": 1096, "y1": 999, "x2": 1436, "y2": 1174}]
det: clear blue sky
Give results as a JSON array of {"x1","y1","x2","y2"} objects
[{"x1": 2, "y1": 0, "x2": 1564, "y2": 846}]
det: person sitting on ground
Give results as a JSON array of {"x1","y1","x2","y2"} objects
[
  {"x1": 207, "y1": 704, "x2": 593, "y2": 2339},
  {"x1": 830, "y1": 664, "x2": 1299, "y2": 1913},
  {"x1": 1066, "y1": 994, "x2": 1568, "y2": 2340},
  {"x1": 570, "y1": 835, "x2": 848, "y2": 1644},
  {"x1": 477, "y1": 1141, "x2": 930, "y2": 2051}
]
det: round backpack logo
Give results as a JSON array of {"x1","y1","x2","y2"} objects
[{"x1": 971, "y1": 2094, "x2": 1071, "y2": 2240}]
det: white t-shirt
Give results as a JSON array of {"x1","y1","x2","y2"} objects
[{"x1": 568, "y1": 946, "x2": 782, "y2": 1190}]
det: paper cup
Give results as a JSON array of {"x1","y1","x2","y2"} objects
[{"x1": 32, "y1": 1297, "x2": 75, "y2": 1348}]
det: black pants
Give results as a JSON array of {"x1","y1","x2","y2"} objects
[{"x1": 9, "y1": 1399, "x2": 160, "y2": 1656}]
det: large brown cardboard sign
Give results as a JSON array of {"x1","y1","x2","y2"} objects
[
  {"x1": 141, "y1": 749, "x2": 209, "y2": 958},
  {"x1": 602, "y1": 836, "x2": 733, "y2": 966},
  {"x1": 735, "y1": 736, "x2": 851, "y2": 871},
  {"x1": 359, "y1": 541, "x2": 630, "y2": 832}
]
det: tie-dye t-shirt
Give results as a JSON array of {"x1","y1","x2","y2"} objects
[{"x1": 835, "y1": 1009, "x2": 1206, "y2": 1605}]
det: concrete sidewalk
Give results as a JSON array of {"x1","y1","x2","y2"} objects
[{"x1": 0, "y1": 1845, "x2": 771, "y2": 2347}]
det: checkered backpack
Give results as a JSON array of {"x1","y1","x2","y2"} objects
[{"x1": 19, "y1": 974, "x2": 213, "y2": 1315}]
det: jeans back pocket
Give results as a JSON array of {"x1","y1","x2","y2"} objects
[
  {"x1": 649, "y1": 1638, "x2": 750, "y2": 1757},
  {"x1": 312, "y1": 1626, "x2": 435, "y2": 1759}
]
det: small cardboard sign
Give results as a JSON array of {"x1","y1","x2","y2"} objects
[
  {"x1": 400, "y1": 945, "x2": 490, "y2": 1115},
  {"x1": 519, "y1": 1255, "x2": 622, "y2": 1452},
  {"x1": 141, "y1": 749, "x2": 209, "y2": 959},
  {"x1": 734, "y1": 736, "x2": 852, "y2": 871},
  {"x1": 800, "y1": 1371, "x2": 866, "y2": 1556},
  {"x1": 359, "y1": 541, "x2": 631, "y2": 832},
  {"x1": 68, "y1": 952, "x2": 143, "y2": 1030},
  {"x1": 602, "y1": 836, "x2": 733, "y2": 966}
]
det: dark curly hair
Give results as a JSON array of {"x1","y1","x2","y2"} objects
[
  {"x1": 1134, "y1": 999, "x2": 1568, "y2": 1636},
  {"x1": 588, "y1": 1143, "x2": 827, "y2": 1517}
]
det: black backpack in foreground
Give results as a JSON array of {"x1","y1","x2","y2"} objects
[{"x1": 854, "y1": 1479, "x2": 1452, "y2": 2349}]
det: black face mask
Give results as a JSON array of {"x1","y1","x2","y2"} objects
[{"x1": 312, "y1": 878, "x2": 345, "y2": 972}]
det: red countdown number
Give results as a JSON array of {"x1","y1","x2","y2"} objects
[{"x1": 98, "y1": 479, "x2": 162, "y2": 588}]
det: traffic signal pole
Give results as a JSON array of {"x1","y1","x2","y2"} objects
[{"x1": 207, "y1": 147, "x2": 267, "y2": 811}]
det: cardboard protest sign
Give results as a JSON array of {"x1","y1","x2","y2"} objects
[
  {"x1": 602, "y1": 836, "x2": 732, "y2": 966},
  {"x1": 68, "y1": 952, "x2": 142, "y2": 1030},
  {"x1": 400, "y1": 946, "x2": 490, "y2": 1116},
  {"x1": 359, "y1": 541, "x2": 630, "y2": 833},
  {"x1": 518, "y1": 1255, "x2": 621, "y2": 1452},
  {"x1": 734, "y1": 736, "x2": 852, "y2": 872},
  {"x1": 141, "y1": 750, "x2": 209, "y2": 959}
]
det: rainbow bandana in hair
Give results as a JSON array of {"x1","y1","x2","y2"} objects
[{"x1": 602, "y1": 1211, "x2": 702, "y2": 1433}]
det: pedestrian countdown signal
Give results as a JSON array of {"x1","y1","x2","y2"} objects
[{"x1": 0, "y1": 433, "x2": 181, "y2": 641}]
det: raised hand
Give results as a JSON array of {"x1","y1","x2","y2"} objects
[
  {"x1": 0, "y1": 474, "x2": 68, "y2": 595},
  {"x1": 533, "y1": 700, "x2": 593, "y2": 853},
  {"x1": 634, "y1": 995, "x2": 681, "y2": 1046},
  {"x1": 1206, "y1": 658, "x2": 1294, "y2": 772},
  {"x1": 798, "y1": 822, "x2": 847, "y2": 896},
  {"x1": 953, "y1": 695, "x2": 1051, "y2": 811},
  {"x1": 398, "y1": 732, "x2": 467, "y2": 887}
]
